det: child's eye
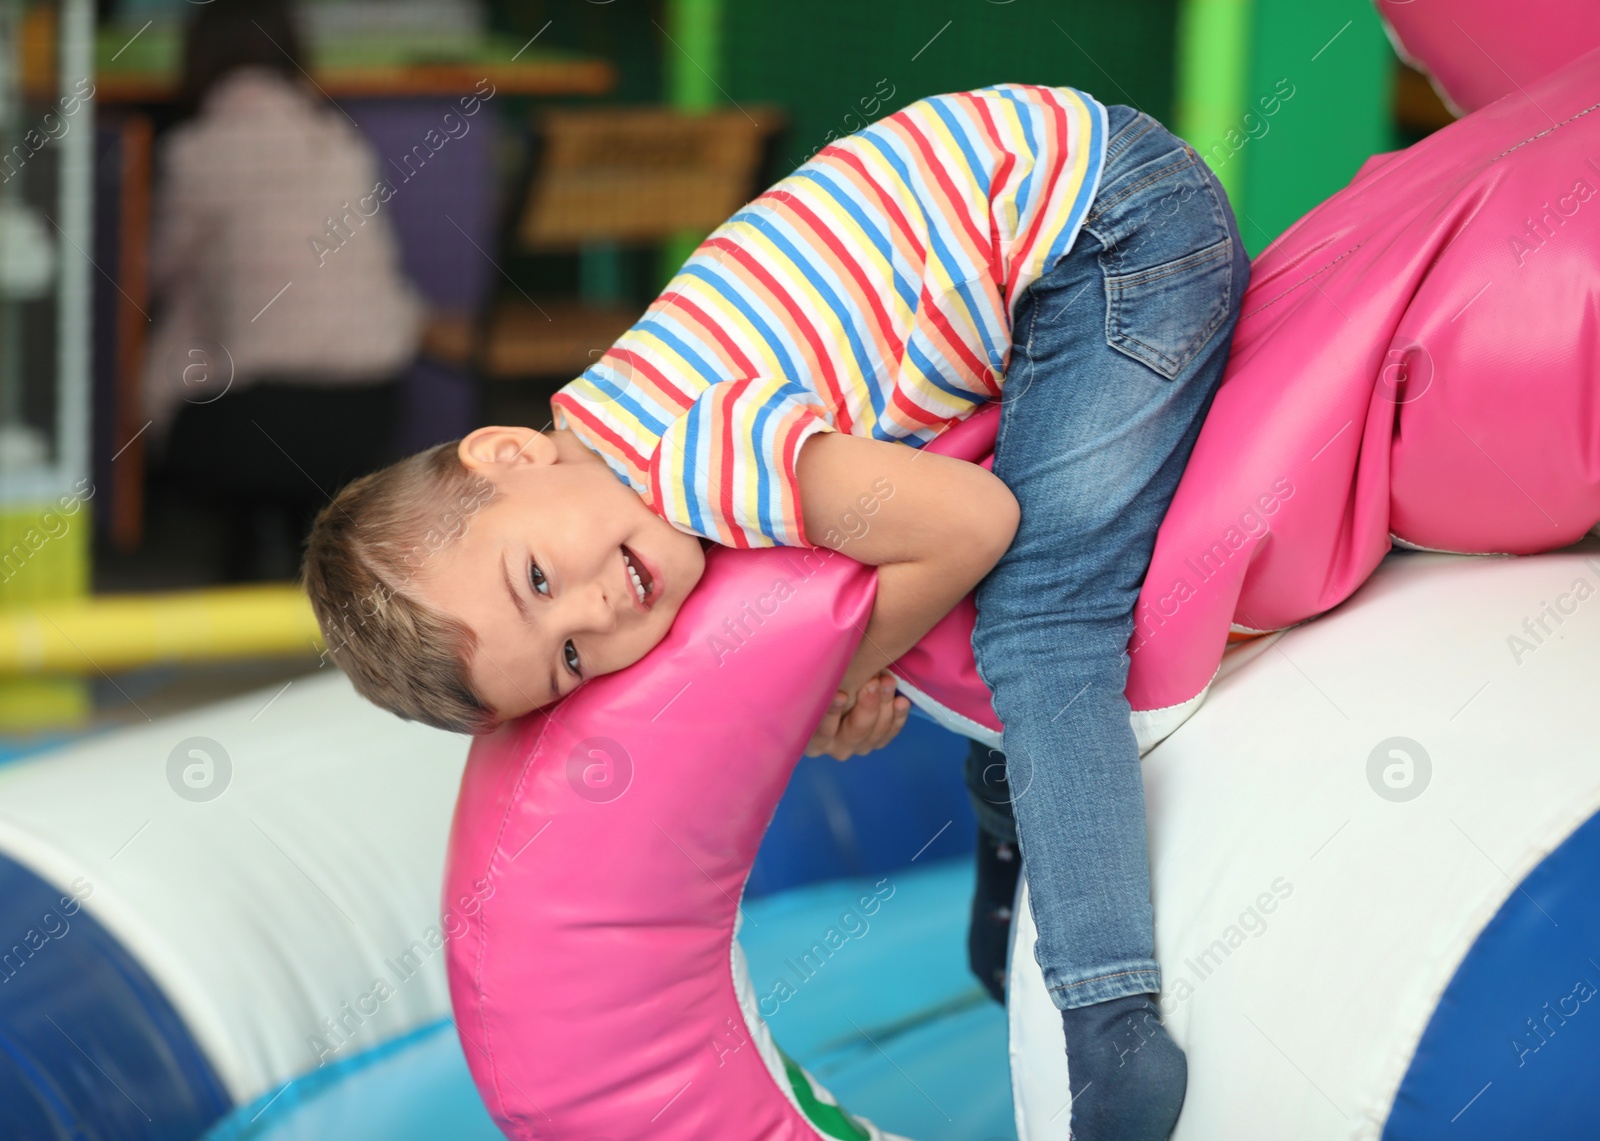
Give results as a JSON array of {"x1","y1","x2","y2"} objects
[
  {"x1": 563, "y1": 640, "x2": 581, "y2": 676},
  {"x1": 529, "y1": 560, "x2": 550, "y2": 596}
]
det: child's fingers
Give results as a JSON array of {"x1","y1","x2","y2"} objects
[
  {"x1": 866, "y1": 682, "x2": 894, "y2": 743},
  {"x1": 882, "y1": 695, "x2": 909, "y2": 746},
  {"x1": 818, "y1": 677, "x2": 910, "y2": 760},
  {"x1": 860, "y1": 702, "x2": 908, "y2": 755},
  {"x1": 812, "y1": 733, "x2": 841, "y2": 761},
  {"x1": 805, "y1": 692, "x2": 851, "y2": 757},
  {"x1": 821, "y1": 690, "x2": 852, "y2": 738},
  {"x1": 825, "y1": 681, "x2": 878, "y2": 759},
  {"x1": 853, "y1": 679, "x2": 882, "y2": 715},
  {"x1": 868, "y1": 682, "x2": 901, "y2": 749},
  {"x1": 845, "y1": 676, "x2": 894, "y2": 756}
]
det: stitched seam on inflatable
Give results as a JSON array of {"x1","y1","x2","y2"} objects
[
  {"x1": 1239, "y1": 242, "x2": 1364, "y2": 322},
  {"x1": 1491, "y1": 99, "x2": 1600, "y2": 163}
]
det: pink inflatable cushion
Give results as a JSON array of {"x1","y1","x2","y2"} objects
[
  {"x1": 441, "y1": 414, "x2": 1000, "y2": 1141},
  {"x1": 444, "y1": 548, "x2": 882, "y2": 1139},
  {"x1": 1376, "y1": 0, "x2": 1600, "y2": 114},
  {"x1": 1125, "y1": 45, "x2": 1600, "y2": 717}
]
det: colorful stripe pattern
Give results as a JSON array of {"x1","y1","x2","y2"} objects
[{"x1": 552, "y1": 84, "x2": 1108, "y2": 548}]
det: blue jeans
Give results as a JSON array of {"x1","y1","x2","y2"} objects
[{"x1": 969, "y1": 103, "x2": 1249, "y2": 1009}]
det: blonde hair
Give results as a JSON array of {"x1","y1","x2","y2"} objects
[{"x1": 302, "y1": 442, "x2": 499, "y2": 734}]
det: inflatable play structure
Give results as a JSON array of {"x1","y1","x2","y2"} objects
[
  {"x1": 0, "y1": 677, "x2": 470, "y2": 1140},
  {"x1": 7, "y1": 4, "x2": 1600, "y2": 1140},
  {"x1": 443, "y1": 31, "x2": 1600, "y2": 1141},
  {"x1": 6, "y1": 540, "x2": 1600, "y2": 1141},
  {"x1": 0, "y1": 667, "x2": 1011, "y2": 1140},
  {"x1": 1378, "y1": 0, "x2": 1600, "y2": 115},
  {"x1": 446, "y1": 531, "x2": 1600, "y2": 1141}
]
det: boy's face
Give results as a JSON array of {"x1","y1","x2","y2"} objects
[{"x1": 416, "y1": 426, "x2": 706, "y2": 722}]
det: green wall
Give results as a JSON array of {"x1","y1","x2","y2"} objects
[
  {"x1": 487, "y1": 0, "x2": 1400, "y2": 266},
  {"x1": 1231, "y1": 0, "x2": 1396, "y2": 253},
  {"x1": 717, "y1": 0, "x2": 1395, "y2": 254},
  {"x1": 721, "y1": 1, "x2": 1181, "y2": 174},
  {"x1": 490, "y1": 0, "x2": 666, "y2": 104}
]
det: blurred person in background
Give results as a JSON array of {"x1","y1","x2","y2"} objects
[{"x1": 143, "y1": 0, "x2": 422, "y2": 580}]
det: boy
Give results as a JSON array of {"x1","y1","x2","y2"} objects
[{"x1": 305, "y1": 85, "x2": 1247, "y2": 1141}]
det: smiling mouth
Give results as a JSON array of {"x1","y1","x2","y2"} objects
[{"x1": 621, "y1": 545, "x2": 655, "y2": 607}]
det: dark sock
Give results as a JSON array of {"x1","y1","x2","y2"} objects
[
  {"x1": 967, "y1": 827, "x2": 1021, "y2": 1004},
  {"x1": 1062, "y1": 994, "x2": 1187, "y2": 1141}
]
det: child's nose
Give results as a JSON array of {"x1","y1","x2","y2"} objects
[{"x1": 576, "y1": 579, "x2": 618, "y2": 632}]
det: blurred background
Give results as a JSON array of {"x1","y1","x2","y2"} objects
[
  {"x1": 0, "y1": 3, "x2": 1472, "y2": 1140},
  {"x1": 0, "y1": 0, "x2": 1455, "y2": 744}
]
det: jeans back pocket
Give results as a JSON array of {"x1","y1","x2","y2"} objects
[{"x1": 1102, "y1": 235, "x2": 1234, "y2": 381}]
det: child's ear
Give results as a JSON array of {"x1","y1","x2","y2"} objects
[{"x1": 458, "y1": 427, "x2": 554, "y2": 472}]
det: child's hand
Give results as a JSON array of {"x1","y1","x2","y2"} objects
[{"x1": 804, "y1": 672, "x2": 910, "y2": 760}]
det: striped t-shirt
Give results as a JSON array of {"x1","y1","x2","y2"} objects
[{"x1": 551, "y1": 84, "x2": 1108, "y2": 548}]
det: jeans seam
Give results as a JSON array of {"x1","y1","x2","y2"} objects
[
  {"x1": 1114, "y1": 315, "x2": 1226, "y2": 378},
  {"x1": 1106, "y1": 235, "x2": 1231, "y2": 290},
  {"x1": 995, "y1": 290, "x2": 1041, "y2": 458},
  {"x1": 1048, "y1": 967, "x2": 1160, "y2": 993},
  {"x1": 1086, "y1": 151, "x2": 1197, "y2": 222},
  {"x1": 1101, "y1": 110, "x2": 1159, "y2": 166}
]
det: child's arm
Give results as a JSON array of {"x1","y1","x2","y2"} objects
[{"x1": 794, "y1": 431, "x2": 1020, "y2": 758}]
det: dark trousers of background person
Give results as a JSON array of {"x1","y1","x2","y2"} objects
[{"x1": 161, "y1": 378, "x2": 400, "y2": 582}]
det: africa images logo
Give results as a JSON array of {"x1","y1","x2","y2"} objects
[{"x1": 166, "y1": 737, "x2": 232, "y2": 803}]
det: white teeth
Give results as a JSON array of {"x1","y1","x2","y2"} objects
[{"x1": 624, "y1": 550, "x2": 647, "y2": 604}]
